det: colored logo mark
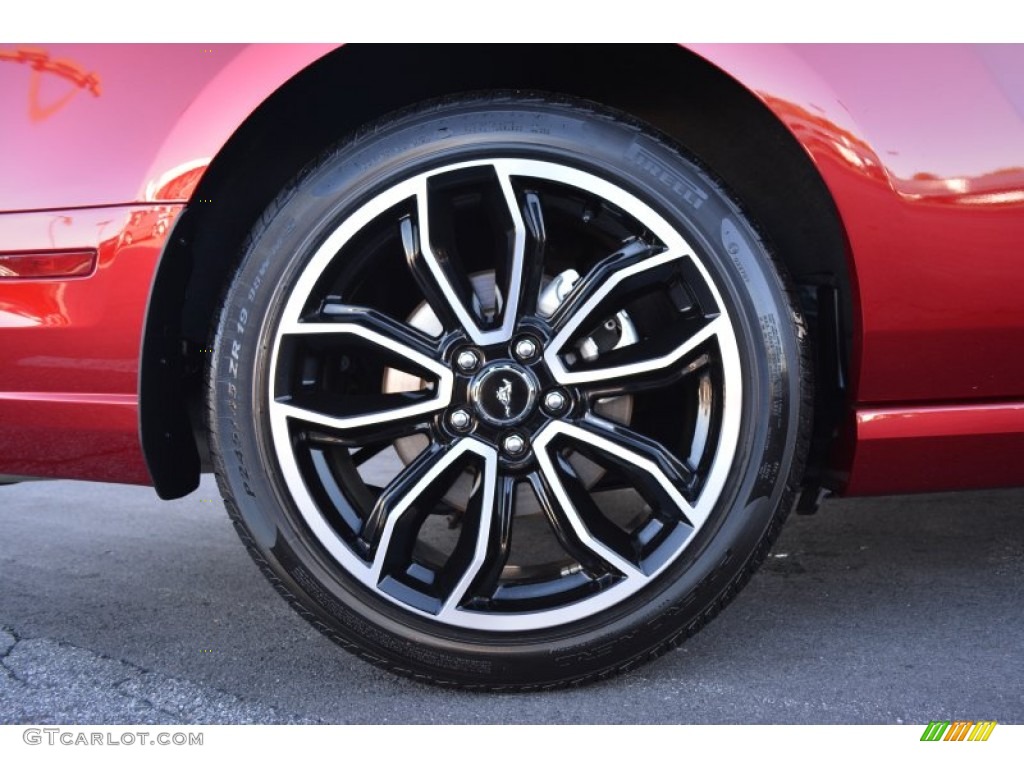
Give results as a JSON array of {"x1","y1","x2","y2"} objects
[
  {"x1": 0, "y1": 47, "x2": 101, "y2": 122},
  {"x1": 920, "y1": 720, "x2": 997, "y2": 742}
]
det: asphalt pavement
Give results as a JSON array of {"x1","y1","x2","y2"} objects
[{"x1": 1, "y1": 476, "x2": 1021, "y2": 724}]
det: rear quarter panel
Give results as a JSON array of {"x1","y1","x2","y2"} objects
[
  {"x1": 2, "y1": 43, "x2": 1023, "y2": 493},
  {"x1": 0, "y1": 44, "x2": 333, "y2": 483}
]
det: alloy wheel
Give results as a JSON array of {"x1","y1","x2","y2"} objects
[{"x1": 266, "y1": 158, "x2": 743, "y2": 631}]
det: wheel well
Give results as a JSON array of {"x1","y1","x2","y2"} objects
[{"x1": 140, "y1": 43, "x2": 851, "y2": 499}]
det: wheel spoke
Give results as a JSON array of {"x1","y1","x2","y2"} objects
[
  {"x1": 565, "y1": 316, "x2": 726, "y2": 388},
  {"x1": 362, "y1": 442, "x2": 443, "y2": 557},
  {"x1": 531, "y1": 437, "x2": 646, "y2": 580},
  {"x1": 485, "y1": 167, "x2": 528, "y2": 334},
  {"x1": 366, "y1": 440, "x2": 485, "y2": 572},
  {"x1": 314, "y1": 303, "x2": 440, "y2": 359},
  {"x1": 399, "y1": 213, "x2": 473, "y2": 336},
  {"x1": 546, "y1": 238, "x2": 666, "y2": 337},
  {"x1": 544, "y1": 241, "x2": 726, "y2": 386},
  {"x1": 272, "y1": 307, "x2": 453, "y2": 434},
  {"x1": 553, "y1": 419, "x2": 705, "y2": 529},
  {"x1": 584, "y1": 352, "x2": 713, "y2": 400},
  {"x1": 516, "y1": 190, "x2": 548, "y2": 319},
  {"x1": 437, "y1": 459, "x2": 513, "y2": 618},
  {"x1": 281, "y1": 304, "x2": 443, "y2": 367},
  {"x1": 399, "y1": 165, "x2": 535, "y2": 344},
  {"x1": 281, "y1": 397, "x2": 439, "y2": 446}
]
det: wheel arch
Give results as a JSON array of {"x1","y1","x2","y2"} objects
[{"x1": 140, "y1": 43, "x2": 853, "y2": 500}]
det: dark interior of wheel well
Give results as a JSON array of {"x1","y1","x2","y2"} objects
[{"x1": 141, "y1": 43, "x2": 851, "y2": 500}]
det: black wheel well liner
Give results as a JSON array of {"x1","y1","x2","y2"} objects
[{"x1": 140, "y1": 43, "x2": 852, "y2": 500}]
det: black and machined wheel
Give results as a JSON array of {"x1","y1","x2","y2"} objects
[{"x1": 209, "y1": 95, "x2": 811, "y2": 688}]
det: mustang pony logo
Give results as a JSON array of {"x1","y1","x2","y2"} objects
[{"x1": 496, "y1": 379, "x2": 514, "y2": 418}]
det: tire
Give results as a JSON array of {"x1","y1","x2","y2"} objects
[{"x1": 209, "y1": 94, "x2": 811, "y2": 689}]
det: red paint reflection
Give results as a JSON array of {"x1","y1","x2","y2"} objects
[
  {"x1": 0, "y1": 205, "x2": 181, "y2": 387},
  {"x1": 0, "y1": 46, "x2": 101, "y2": 122},
  {"x1": 764, "y1": 94, "x2": 1024, "y2": 207}
]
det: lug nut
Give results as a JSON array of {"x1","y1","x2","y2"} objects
[
  {"x1": 543, "y1": 390, "x2": 568, "y2": 414},
  {"x1": 456, "y1": 350, "x2": 479, "y2": 372},
  {"x1": 449, "y1": 409, "x2": 472, "y2": 431},
  {"x1": 514, "y1": 338, "x2": 539, "y2": 361},
  {"x1": 502, "y1": 434, "x2": 527, "y2": 456}
]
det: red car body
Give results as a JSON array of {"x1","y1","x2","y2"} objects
[{"x1": 2, "y1": 43, "x2": 1023, "y2": 498}]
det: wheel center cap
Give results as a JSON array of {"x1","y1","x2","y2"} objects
[{"x1": 470, "y1": 363, "x2": 538, "y2": 426}]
